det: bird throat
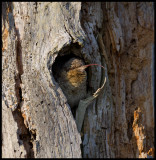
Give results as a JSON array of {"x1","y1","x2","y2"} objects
[
  {"x1": 66, "y1": 63, "x2": 105, "y2": 87},
  {"x1": 67, "y1": 68, "x2": 87, "y2": 87}
]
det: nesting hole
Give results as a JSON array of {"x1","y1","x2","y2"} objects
[
  {"x1": 52, "y1": 53, "x2": 85, "y2": 117},
  {"x1": 52, "y1": 45, "x2": 90, "y2": 117}
]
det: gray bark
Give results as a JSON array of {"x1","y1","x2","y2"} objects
[{"x1": 2, "y1": 2, "x2": 154, "y2": 158}]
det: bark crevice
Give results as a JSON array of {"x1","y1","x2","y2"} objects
[{"x1": 12, "y1": 24, "x2": 35, "y2": 158}]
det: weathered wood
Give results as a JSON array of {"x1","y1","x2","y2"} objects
[{"x1": 2, "y1": 2, "x2": 154, "y2": 158}]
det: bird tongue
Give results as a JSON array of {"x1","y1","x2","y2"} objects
[
  {"x1": 77, "y1": 64, "x2": 105, "y2": 71},
  {"x1": 83, "y1": 64, "x2": 105, "y2": 69}
]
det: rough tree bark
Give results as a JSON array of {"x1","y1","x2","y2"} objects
[{"x1": 2, "y1": 2, "x2": 154, "y2": 158}]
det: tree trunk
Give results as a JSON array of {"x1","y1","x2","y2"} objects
[{"x1": 2, "y1": 2, "x2": 154, "y2": 158}]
